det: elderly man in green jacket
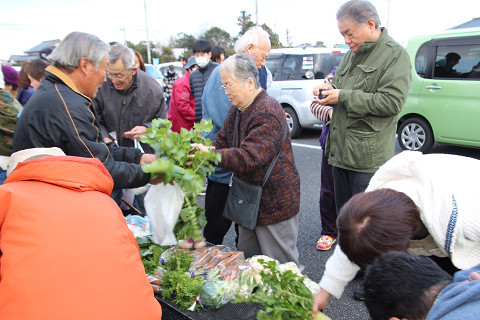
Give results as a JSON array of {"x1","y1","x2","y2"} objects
[
  {"x1": 314, "y1": 0, "x2": 411, "y2": 217},
  {"x1": 311, "y1": 0, "x2": 411, "y2": 314}
]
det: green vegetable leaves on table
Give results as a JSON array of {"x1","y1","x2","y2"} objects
[{"x1": 235, "y1": 259, "x2": 330, "y2": 320}]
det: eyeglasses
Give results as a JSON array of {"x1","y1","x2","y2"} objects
[
  {"x1": 220, "y1": 83, "x2": 238, "y2": 92},
  {"x1": 106, "y1": 70, "x2": 128, "y2": 82}
]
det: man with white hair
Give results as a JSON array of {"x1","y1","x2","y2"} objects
[
  {"x1": 94, "y1": 43, "x2": 166, "y2": 154},
  {"x1": 201, "y1": 26, "x2": 272, "y2": 245},
  {"x1": 12, "y1": 32, "x2": 162, "y2": 190}
]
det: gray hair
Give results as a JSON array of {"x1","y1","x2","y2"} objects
[
  {"x1": 109, "y1": 43, "x2": 135, "y2": 70},
  {"x1": 336, "y1": 0, "x2": 381, "y2": 29},
  {"x1": 234, "y1": 26, "x2": 271, "y2": 53},
  {"x1": 48, "y1": 32, "x2": 109, "y2": 73},
  {"x1": 220, "y1": 54, "x2": 260, "y2": 89}
]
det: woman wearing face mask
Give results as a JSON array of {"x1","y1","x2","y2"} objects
[
  {"x1": 192, "y1": 54, "x2": 301, "y2": 265},
  {"x1": 189, "y1": 39, "x2": 219, "y2": 123}
]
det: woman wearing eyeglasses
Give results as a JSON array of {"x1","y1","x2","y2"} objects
[{"x1": 193, "y1": 54, "x2": 301, "y2": 265}]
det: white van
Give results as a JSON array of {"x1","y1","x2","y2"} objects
[{"x1": 265, "y1": 47, "x2": 347, "y2": 138}]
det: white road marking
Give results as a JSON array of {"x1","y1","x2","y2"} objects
[{"x1": 292, "y1": 143, "x2": 323, "y2": 150}]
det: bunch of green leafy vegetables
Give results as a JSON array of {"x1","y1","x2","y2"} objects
[
  {"x1": 136, "y1": 236, "x2": 166, "y2": 274},
  {"x1": 141, "y1": 119, "x2": 221, "y2": 245},
  {"x1": 161, "y1": 251, "x2": 203, "y2": 310},
  {"x1": 235, "y1": 259, "x2": 316, "y2": 320}
]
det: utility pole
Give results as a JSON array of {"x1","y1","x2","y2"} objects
[
  {"x1": 120, "y1": 27, "x2": 127, "y2": 46},
  {"x1": 144, "y1": 0, "x2": 151, "y2": 64},
  {"x1": 386, "y1": 0, "x2": 391, "y2": 29},
  {"x1": 255, "y1": 0, "x2": 258, "y2": 25}
]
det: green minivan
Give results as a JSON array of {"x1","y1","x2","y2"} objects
[{"x1": 397, "y1": 27, "x2": 480, "y2": 152}]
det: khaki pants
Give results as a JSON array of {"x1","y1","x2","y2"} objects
[{"x1": 238, "y1": 215, "x2": 300, "y2": 265}]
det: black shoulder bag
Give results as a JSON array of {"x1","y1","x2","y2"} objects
[{"x1": 222, "y1": 110, "x2": 288, "y2": 230}]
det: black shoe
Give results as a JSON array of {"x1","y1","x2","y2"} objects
[{"x1": 353, "y1": 285, "x2": 365, "y2": 301}]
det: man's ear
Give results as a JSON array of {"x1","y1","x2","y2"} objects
[
  {"x1": 78, "y1": 57, "x2": 89, "y2": 76},
  {"x1": 208, "y1": 52, "x2": 212, "y2": 59},
  {"x1": 131, "y1": 66, "x2": 137, "y2": 76},
  {"x1": 366, "y1": 18, "x2": 377, "y2": 31},
  {"x1": 246, "y1": 43, "x2": 254, "y2": 53}
]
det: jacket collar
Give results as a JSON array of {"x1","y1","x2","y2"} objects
[
  {"x1": 199, "y1": 60, "x2": 212, "y2": 72},
  {"x1": 107, "y1": 72, "x2": 138, "y2": 95},
  {"x1": 45, "y1": 65, "x2": 92, "y2": 102},
  {"x1": 355, "y1": 27, "x2": 388, "y2": 55}
]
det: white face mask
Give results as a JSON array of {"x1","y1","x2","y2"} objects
[{"x1": 195, "y1": 56, "x2": 209, "y2": 68}]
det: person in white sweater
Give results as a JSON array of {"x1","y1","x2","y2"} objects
[{"x1": 312, "y1": 151, "x2": 480, "y2": 316}]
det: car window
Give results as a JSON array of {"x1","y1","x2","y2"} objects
[
  {"x1": 281, "y1": 55, "x2": 303, "y2": 81},
  {"x1": 415, "y1": 43, "x2": 428, "y2": 77},
  {"x1": 314, "y1": 52, "x2": 345, "y2": 79},
  {"x1": 434, "y1": 44, "x2": 480, "y2": 79},
  {"x1": 265, "y1": 55, "x2": 283, "y2": 81}
]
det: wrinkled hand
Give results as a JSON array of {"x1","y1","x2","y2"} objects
[
  {"x1": 140, "y1": 153, "x2": 158, "y2": 165},
  {"x1": 313, "y1": 84, "x2": 334, "y2": 96},
  {"x1": 314, "y1": 88, "x2": 340, "y2": 106},
  {"x1": 124, "y1": 126, "x2": 148, "y2": 141},
  {"x1": 312, "y1": 289, "x2": 331, "y2": 318},
  {"x1": 140, "y1": 154, "x2": 172, "y2": 185},
  {"x1": 190, "y1": 143, "x2": 209, "y2": 153}
]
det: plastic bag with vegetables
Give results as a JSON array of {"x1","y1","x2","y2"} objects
[{"x1": 198, "y1": 279, "x2": 234, "y2": 310}]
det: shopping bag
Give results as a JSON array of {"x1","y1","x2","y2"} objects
[{"x1": 144, "y1": 182, "x2": 184, "y2": 246}]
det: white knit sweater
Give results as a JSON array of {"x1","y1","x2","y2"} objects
[{"x1": 319, "y1": 151, "x2": 480, "y2": 298}]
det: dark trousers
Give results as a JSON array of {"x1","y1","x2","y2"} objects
[
  {"x1": 332, "y1": 166, "x2": 374, "y2": 213},
  {"x1": 203, "y1": 179, "x2": 233, "y2": 245},
  {"x1": 320, "y1": 151, "x2": 337, "y2": 237}
]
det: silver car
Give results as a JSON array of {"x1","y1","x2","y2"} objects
[{"x1": 266, "y1": 47, "x2": 346, "y2": 138}]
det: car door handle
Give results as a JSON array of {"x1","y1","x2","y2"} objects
[{"x1": 425, "y1": 85, "x2": 442, "y2": 89}]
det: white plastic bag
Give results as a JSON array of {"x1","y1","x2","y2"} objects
[{"x1": 144, "y1": 182, "x2": 184, "y2": 246}]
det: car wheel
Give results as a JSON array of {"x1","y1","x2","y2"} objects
[
  {"x1": 284, "y1": 106, "x2": 302, "y2": 138},
  {"x1": 398, "y1": 117, "x2": 434, "y2": 153}
]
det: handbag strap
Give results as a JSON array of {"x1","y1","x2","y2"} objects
[{"x1": 232, "y1": 110, "x2": 289, "y2": 188}]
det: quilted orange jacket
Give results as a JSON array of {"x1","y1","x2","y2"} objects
[{"x1": 0, "y1": 156, "x2": 162, "y2": 320}]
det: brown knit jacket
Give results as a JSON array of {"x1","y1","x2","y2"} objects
[{"x1": 214, "y1": 90, "x2": 300, "y2": 226}]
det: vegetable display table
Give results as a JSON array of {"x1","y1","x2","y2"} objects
[{"x1": 155, "y1": 294, "x2": 262, "y2": 320}]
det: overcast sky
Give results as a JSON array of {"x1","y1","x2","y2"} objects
[{"x1": 1, "y1": 0, "x2": 479, "y2": 60}]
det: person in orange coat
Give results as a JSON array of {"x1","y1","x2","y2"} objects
[{"x1": 0, "y1": 148, "x2": 162, "y2": 320}]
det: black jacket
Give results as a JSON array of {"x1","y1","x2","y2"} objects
[
  {"x1": 12, "y1": 66, "x2": 150, "y2": 189},
  {"x1": 94, "y1": 70, "x2": 166, "y2": 154},
  {"x1": 189, "y1": 60, "x2": 218, "y2": 122}
]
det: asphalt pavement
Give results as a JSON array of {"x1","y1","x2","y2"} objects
[{"x1": 207, "y1": 126, "x2": 480, "y2": 320}]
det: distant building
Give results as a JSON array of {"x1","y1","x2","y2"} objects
[
  {"x1": 449, "y1": 17, "x2": 480, "y2": 29},
  {"x1": 9, "y1": 39, "x2": 60, "y2": 64}
]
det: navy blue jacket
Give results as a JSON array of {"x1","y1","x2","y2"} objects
[{"x1": 189, "y1": 60, "x2": 218, "y2": 123}]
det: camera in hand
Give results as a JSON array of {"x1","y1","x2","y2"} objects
[{"x1": 318, "y1": 89, "x2": 330, "y2": 100}]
